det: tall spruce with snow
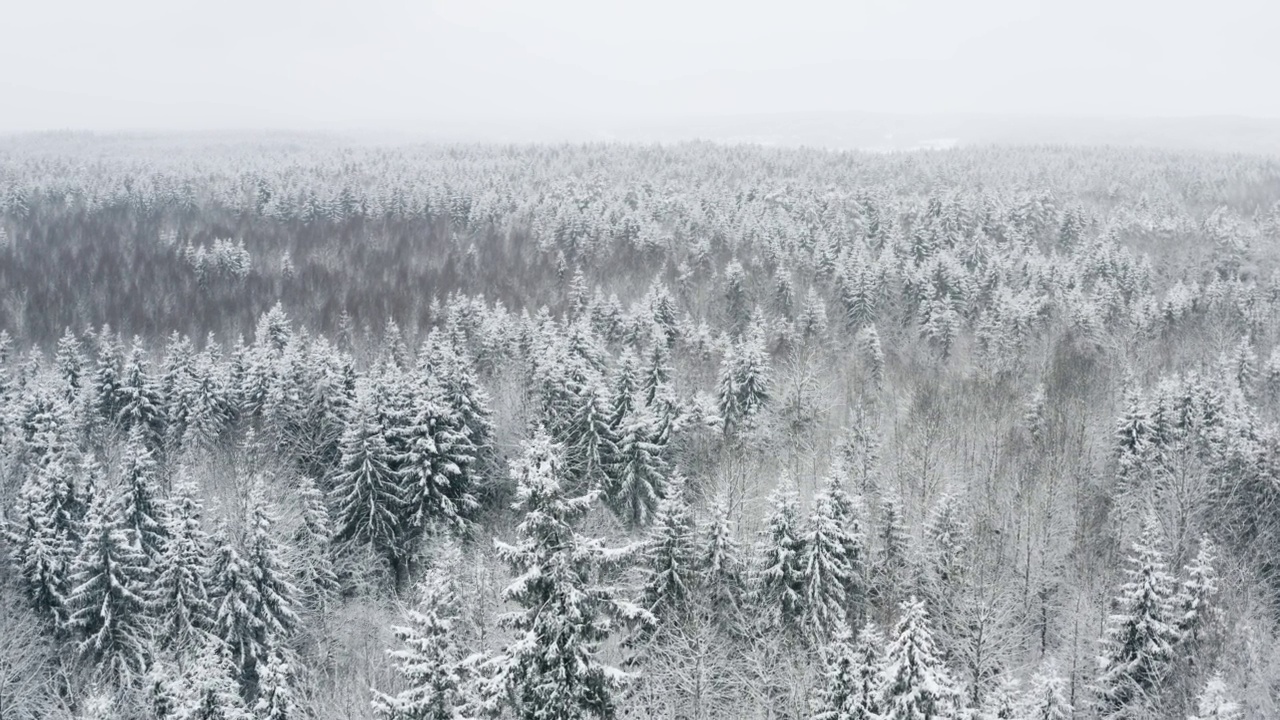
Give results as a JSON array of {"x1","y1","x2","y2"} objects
[
  {"x1": 154, "y1": 474, "x2": 214, "y2": 651},
  {"x1": 399, "y1": 376, "x2": 478, "y2": 537},
  {"x1": 291, "y1": 476, "x2": 339, "y2": 615},
  {"x1": 481, "y1": 432, "x2": 651, "y2": 720},
  {"x1": 1095, "y1": 523, "x2": 1180, "y2": 718},
  {"x1": 606, "y1": 404, "x2": 667, "y2": 527},
  {"x1": 800, "y1": 487, "x2": 859, "y2": 644},
  {"x1": 816, "y1": 621, "x2": 884, "y2": 720},
  {"x1": 754, "y1": 484, "x2": 806, "y2": 637},
  {"x1": 640, "y1": 476, "x2": 699, "y2": 621},
  {"x1": 171, "y1": 637, "x2": 254, "y2": 720},
  {"x1": 117, "y1": 339, "x2": 166, "y2": 450},
  {"x1": 254, "y1": 649, "x2": 302, "y2": 720},
  {"x1": 1175, "y1": 536, "x2": 1219, "y2": 654},
  {"x1": 67, "y1": 484, "x2": 155, "y2": 684},
  {"x1": 241, "y1": 482, "x2": 301, "y2": 692},
  {"x1": 332, "y1": 386, "x2": 407, "y2": 583},
  {"x1": 118, "y1": 424, "x2": 170, "y2": 565},
  {"x1": 716, "y1": 329, "x2": 772, "y2": 434},
  {"x1": 877, "y1": 596, "x2": 962, "y2": 720},
  {"x1": 699, "y1": 495, "x2": 745, "y2": 624},
  {"x1": 372, "y1": 567, "x2": 472, "y2": 720}
]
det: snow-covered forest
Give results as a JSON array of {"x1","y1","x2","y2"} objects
[{"x1": 2, "y1": 134, "x2": 1280, "y2": 719}]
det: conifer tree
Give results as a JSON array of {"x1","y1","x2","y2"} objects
[
  {"x1": 816, "y1": 621, "x2": 884, "y2": 720},
  {"x1": 480, "y1": 432, "x2": 650, "y2": 720},
  {"x1": 242, "y1": 482, "x2": 301, "y2": 669},
  {"x1": 119, "y1": 424, "x2": 169, "y2": 565},
  {"x1": 800, "y1": 488, "x2": 858, "y2": 644},
  {"x1": 67, "y1": 485, "x2": 154, "y2": 684},
  {"x1": 399, "y1": 377, "x2": 478, "y2": 537},
  {"x1": 716, "y1": 330, "x2": 771, "y2": 434},
  {"x1": 699, "y1": 494, "x2": 745, "y2": 624},
  {"x1": 755, "y1": 485, "x2": 806, "y2": 636},
  {"x1": 640, "y1": 476, "x2": 699, "y2": 621},
  {"x1": 253, "y1": 649, "x2": 301, "y2": 720},
  {"x1": 171, "y1": 637, "x2": 254, "y2": 720},
  {"x1": 1175, "y1": 536, "x2": 1219, "y2": 652},
  {"x1": 1096, "y1": 523, "x2": 1180, "y2": 718},
  {"x1": 877, "y1": 596, "x2": 961, "y2": 720},
  {"x1": 1189, "y1": 673, "x2": 1242, "y2": 720},
  {"x1": 291, "y1": 476, "x2": 339, "y2": 615},
  {"x1": 372, "y1": 567, "x2": 472, "y2": 720},
  {"x1": 117, "y1": 339, "x2": 166, "y2": 449},
  {"x1": 873, "y1": 494, "x2": 912, "y2": 615},
  {"x1": 562, "y1": 378, "x2": 617, "y2": 493},
  {"x1": 1020, "y1": 669, "x2": 1072, "y2": 720},
  {"x1": 857, "y1": 325, "x2": 885, "y2": 388},
  {"x1": 210, "y1": 526, "x2": 262, "y2": 696},
  {"x1": 332, "y1": 388, "x2": 406, "y2": 580},
  {"x1": 155, "y1": 474, "x2": 214, "y2": 651},
  {"x1": 606, "y1": 406, "x2": 667, "y2": 527}
]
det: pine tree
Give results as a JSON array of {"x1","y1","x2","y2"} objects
[
  {"x1": 155, "y1": 474, "x2": 214, "y2": 651},
  {"x1": 755, "y1": 484, "x2": 806, "y2": 636},
  {"x1": 67, "y1": 486, "x2": 154, "y2": 684},
  {"x1": 481, "y1": 432, "x2": 651, "y2": 720},
  {"x1": 877, "y1": 597, "x2": 961, "y2": 720},
  {"x1": 332, "y1": 387, "x2": 406, "y2": 579},
  {"x1": 857, "y1": 325, "x2": 885, "y2": 388},
  {"x1": 373, "y1": 567, "x2": 472, "y2": 720},
  {"x1": 210, "y1": 526, "x2": 262, "y2": 697},
  {"x1": 641, "y1": 476, "x2": 699, "y2": 621},
  {"x1": 815, "y1": 621, "x2": 884, "y2": 720},
  {"x1": 1096, "y1": 523, "x2": 1180, "y2": 718},
  {"x1": 921, "y1": 494, "x2": 968, "y2": 648}
]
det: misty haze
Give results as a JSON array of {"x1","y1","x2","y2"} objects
[{"x1": 1, "y1": 2, "x2": 1279, "y2": 720}]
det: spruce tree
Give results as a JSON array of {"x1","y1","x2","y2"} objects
[
  {"x1": 755, "y1": 484, "x2": 806, "y2": 636},
  {"x1": 699, "y1": 494, "x2": 745, "y2": 624},
  {"x1": 67, "y1": 485, "x2": 154, "y2": 684},
  {"x1": 332, "y1": 388, "x2": 406, "y2": 580},
  {"x1": 399, "y1": 377, "x2": 478, "y2": 537},
  {"x1": 640, "y1": 476, "x2": 699, "y2": 621},
  {"x1": 242, "y1": 481, "x2": 301, "y2": 683},
  {"x1": 119, "y1": 424, "x2": 169, "y2": 565},
  {"x1": 291, "y1": 476, "x2": 339, "y2": 615},
  {"x1": 117, "y1": 339, "x2": 166, "y2": 450},
  {"x1": 562, "y1": 379, "x2": 617, "y2": 493},
  {"x1": 171, "y1": 637, "x2": 254, "y2": 720},
  {"x1": 253, "y1": 649, "x2": 301, "y2": 720},
  {"x1": 155, "y1": 474, "x2": 214, "y2": 651},
  {"x1": 1096, "y1": 523, "x2": 1179, "y2": 718},
  {"x1": 800, "y1": 487, "x2": 859, "y2": 644},
  {"x1": 606, "y1": 406, "x2": 666, "y2": 528},
  {"x1": 877, "y1": 596, "x2": 961, "y2": 720},
  {"x1": 1190, "y1": 673, "x2": 1242, "y2": 720},
  {"x1": 815, "y1": 621, "x2": 884, "y2": 720},
  {"x1": 372, "y1": 567, "x2": 472, "y2": 720},
  {"x1": 481, "y1": 432, "x2": 651, "y2": 720}
]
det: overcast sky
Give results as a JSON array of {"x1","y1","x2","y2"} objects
[{"x1": 3, "y1": 0, "x2": 1277, "y2": 132}]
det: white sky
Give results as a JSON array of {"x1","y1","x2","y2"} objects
[{"x1": 2, "y1": 0, "x2": 1277, "y2": 131}]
